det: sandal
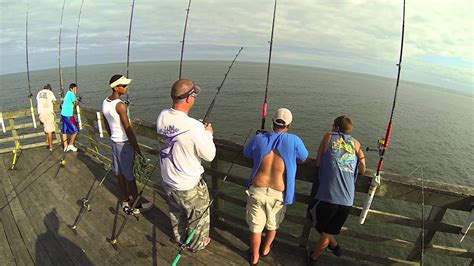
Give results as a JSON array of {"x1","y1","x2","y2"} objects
[{"x1": 260, "y1": 243, "x2": 273, "y2": 257}]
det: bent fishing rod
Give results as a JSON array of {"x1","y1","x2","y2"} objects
[
  {"x1": 25, "y1": 4, "x2": 37, "y2": 129},
  {"x1": 58, "y1": 0, "x2": 66, "y2": 100},
  {"x1": 179, "y1": 0, "x2": 192, "y2": 79},
  {"x1": 359, "y1": 0, "x2": 406, "y2": 224},
  {"x1": 75, "y1": 0, "x2": 85, "y2": 84},
  {"x1": 259, "y1": 0, "x2": 277, "y2": 132},
  {"x1": 202, "y1": 46, "x2": 244, "y2": 124},
  {"x1": 171, "y1": 130, "x2": 252, "y2": 266},
  {"x1": 124, "y1": 0, "x2": 136, "y2": 105},
  {"x1": 74, "y1": 0, "x2": 85, "y2": 130}
]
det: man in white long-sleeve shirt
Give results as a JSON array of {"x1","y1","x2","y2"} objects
[{"x1": 157, "y1": 79, "x2": 216, "y2": 252}]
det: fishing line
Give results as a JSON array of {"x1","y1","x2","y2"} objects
[
  {"x1": 58, "y1": 0, "x2": 66, "y2": 100},
  {"x1": 259, "y1": 0, "x2": 277, "y2": 132},
  {"x1": 202, "y1": 47, "x2": 243, "y2": 124},
  {"x1": 179, "y1": 0, "x2": 192, "y2": 79},
  {"x1": 171, "y1": 129, "x2": 252, "y2": 266}
]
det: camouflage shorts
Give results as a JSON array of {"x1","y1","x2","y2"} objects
[{"x1": 163, "y1": 179, "x2": 210, "y2": 251}]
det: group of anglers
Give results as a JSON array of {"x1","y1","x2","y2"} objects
[{"x1": 35, "y1": 74, "x2": 366, "y2": 265}]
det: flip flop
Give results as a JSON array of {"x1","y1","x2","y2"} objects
[{"x1": 260, "y1": 243, "x2": 273, "y2": 257}]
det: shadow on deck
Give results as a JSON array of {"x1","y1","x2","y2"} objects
[{"x1": 0, "y1": 147, "x2": 349, "y2": 265}]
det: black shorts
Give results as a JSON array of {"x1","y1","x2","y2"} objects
[{"x1": 309, "y1": 200, "x2": 351, "y2": 235}]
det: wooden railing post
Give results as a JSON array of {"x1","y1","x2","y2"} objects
[
  {"x1": 210, "y1": 158, "x2": 223, "y2": 223},
  {"x1": 85, "y1": 114, "x2": 100, "y2": 153},
  {"x1": 406, "y1": 206, "x2": 447, "y2": 262}
]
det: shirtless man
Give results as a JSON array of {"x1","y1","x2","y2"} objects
[{"x1": 243, "y1": 108, "x2": 309, "y2": 265}]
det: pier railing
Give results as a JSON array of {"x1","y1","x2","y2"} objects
[{"x1": 1, "y1": 106, "x2": 473, "y2": 265}]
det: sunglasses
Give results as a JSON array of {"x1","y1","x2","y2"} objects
[{"x1": 176, "y1": 86, "x2": 198, "y2": 99}]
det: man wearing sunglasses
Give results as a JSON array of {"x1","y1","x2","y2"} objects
[
  {"x1": 157, "y1": 79, "x2": 216, "y2": 253},
  {"x1": 102, "y1": 74, "x2": 152, "y2": 215}
]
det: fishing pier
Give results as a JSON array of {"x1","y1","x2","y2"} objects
[{"x1": 0, "y1": 105, "x2": 472, "y2": 265}]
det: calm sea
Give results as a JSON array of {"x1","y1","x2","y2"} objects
[
  {"x1": 1, "y1": 61, "x2": 473, "y2": 264},
  {"x1": 1, "y1": 61, "x2": 473, "y2": 187}
]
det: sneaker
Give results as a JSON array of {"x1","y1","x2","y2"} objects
[
  {"x1": 66, "y1": 145, "x2": 78, "y2": 152},
  {"x1": 327, "y1": 245, "x2": 342, "y2": 257},
  {"x1": 121, "y1": 201, "x2": 130, "y2": 212}
]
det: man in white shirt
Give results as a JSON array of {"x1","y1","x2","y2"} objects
[
  {"x1": 36, "y1": 84, "x2": 57, "y2": 151},
  {"x1": 156, "y1": 79, "x2": 216, "y2": 252}
]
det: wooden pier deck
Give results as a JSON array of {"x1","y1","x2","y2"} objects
[{"x1": 0, "y1": 147, "x2": 349, "y2": 265}]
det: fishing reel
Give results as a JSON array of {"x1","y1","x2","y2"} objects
[
  {"x1": 77, "y1": 94, "x2": 83, "y2": 103},
  {"x1": 366, "y1": 137, "x2": 386, "y2": 157},
  {"x1": 80, "y1": 198, "x2": 91, "y2": 211},
  {"x1": 255, "y1": 129, "x2": 268, "y2": 135}
]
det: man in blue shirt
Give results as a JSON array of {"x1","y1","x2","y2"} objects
[
  {"x1": 243, "y1": 108, "x2": 308, "y2": 265},
  {"x1": 61, "y1": 83, "x2": 80, "y2": 152},
  {"x1": 307, "y1": 115, "x2": 366, "y2": 264}
]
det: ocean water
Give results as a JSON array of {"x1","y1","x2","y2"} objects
[
  {"x1": 1, "y1": 61, "x2": 473, "y2": 264},
  {"x1": 1, "y1": 61, "x2": 473, "y2": 187}
]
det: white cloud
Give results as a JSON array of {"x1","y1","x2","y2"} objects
[{"x1": 0, "y1": 0, "x2": 472, "y2": 93}]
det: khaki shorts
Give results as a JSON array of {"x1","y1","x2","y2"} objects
[
  {"x1": 39, "y1": 113, "x2": 56, "y2": 133},
  {"x1": 245, "y1": 186, "x2": 287, "y2": 233}
]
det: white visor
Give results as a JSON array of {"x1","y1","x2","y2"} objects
[{"x1": 110, "y1": 76, "x2": 132, "y2": 88}]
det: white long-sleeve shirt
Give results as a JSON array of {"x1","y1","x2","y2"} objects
[{"x1": 156, "y1": 108, "x2": 216, "y2": 190}]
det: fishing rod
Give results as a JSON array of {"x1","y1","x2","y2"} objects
[
  {"x1": 74, "y1": 0, "x2": 85, "y2": 130},
  {"x1": 171, "y1": 130, "x2": 252, "y2": 266},
  {"x1": 359, "y1": 0, "x2": 406, "y2": 224},
  {"x1": 25, "y1": 4, "x2": 37, "y2": 129},
  {"x1": 259, "y1": 0, "x2": 277, "y2": 132},
  {"x1": 109, "y1": 159, "x2": 158, "y2": 247},
  {"x1": 202, "y1": 46, "x2": 244, "y2": 124},
  {"x1": 124, "y1": 0, "x2": 135, "y2": 105},
  {"x1": 178, "y1": 0, "x2": 192, "y2": 79},
  {"x1": 58, "y1": 0, "x2": 66, "y2": 100},
  {"x1": 75, "y1": 0, "x2": 85, "y2": 84},
  {"x1": 71, "y1": 167, "x2": 112, "y2": 230}
]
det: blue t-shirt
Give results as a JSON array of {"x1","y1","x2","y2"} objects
[
  {"x1": 61, "y1": 91, "x2": 76, "y2": 116},
  {"x1": 243, "y1": 132, "x2": 309, "y2": 205},
  {"x1": 316, "y1": 133, "x2": 359, "y2": 206}
]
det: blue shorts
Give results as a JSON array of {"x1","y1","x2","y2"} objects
[
  {"x1": 111, "y1": 141, "x2": 135, "y2": 181},
  {"x1": 61, "y1": 115, "x2": 79, "y2": 134}
]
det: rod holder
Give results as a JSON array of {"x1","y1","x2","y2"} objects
[
  {"x1": 76, "y1": 105, "x2": 83, "y2": 130},
  {"x1": 459, "y1": 205, "x2": 474, "y2": 242},
  {"x1": 359, "y1": 174, "x2": 381, "y2": 224},
  {"x1": 96, "y1": 112, "x2": 103, "y2": 138},
  {"x1": 0, "y1": 112, "x2": 5, "y2": 133}
]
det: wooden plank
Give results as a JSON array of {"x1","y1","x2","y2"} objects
[
  {"x1": 406, "y1": 206, "x2": 447, "y2": 261},
  {"x1": 0, "y1": 131, "x2": 45, "y2": 144},
  {"x1": 1, "y1": 160, "x2": 55, "y2": 265},
  {"x1": 0, "y1": 159, "x2": 34, "y2": 265},
  {"x1": 350, "y1": 206, "x2": 470, "y2": 236},
  {"x1": 216, "y1": 210, "x2": 418, "y2": 265},
  {"x1": 0, "y1": 219, "x2": 16, "y2": 265},
  {"x1": 15, "y1": 151, "x2": 112, "y2": 265}
]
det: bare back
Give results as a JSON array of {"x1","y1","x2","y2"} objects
[{"x1": 252, "y1": 149, "x2": 286, "y2": 191}]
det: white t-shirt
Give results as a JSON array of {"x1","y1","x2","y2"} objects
[
  {"x1": 36, "y1": 89, "x2": 57, "y2": 115},
  {"x1": 102, "y1": 98, "x2": 128, "y2": 143},
  {"x1": 156, "y1": 108, "x2": 216, "y2": 190}
]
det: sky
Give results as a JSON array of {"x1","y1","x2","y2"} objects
[{"x1": 0, "y1": 0, "x2": 473, "y2": 94}]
